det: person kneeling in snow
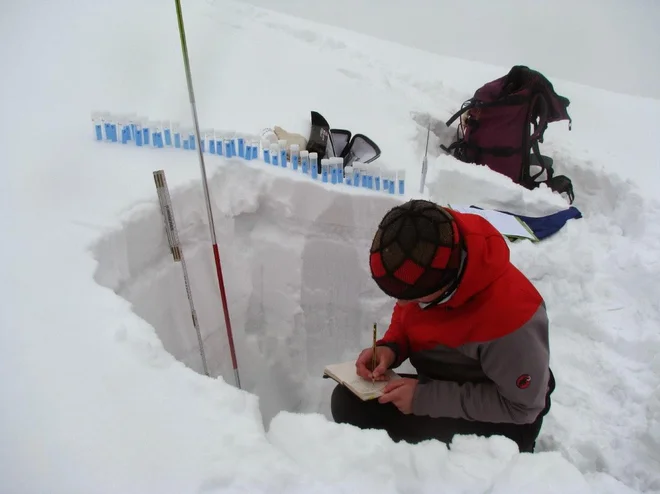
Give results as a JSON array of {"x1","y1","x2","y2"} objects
[{"x1": 331, "y1": 199, "x2": 555, "y2": 453}]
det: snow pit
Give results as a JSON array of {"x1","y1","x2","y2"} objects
[{"x1": 91, "y1": 159, "x2": 409, "y2": 425}]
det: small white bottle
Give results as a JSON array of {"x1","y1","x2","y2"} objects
[{"x1": 290, "y1": 144, "x2": 300, "y2": 171}]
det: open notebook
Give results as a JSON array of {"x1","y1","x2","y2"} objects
[
  {"x1": 323, "y1": 361, "x2": 400, "y2": 401},
  {"x1": 448, "y1": 204, "x2": 539, "y2": 242}
]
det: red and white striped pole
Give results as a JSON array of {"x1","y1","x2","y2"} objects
[{"x1": 173, "y1": 0, "x2": 241, "y2": 389}]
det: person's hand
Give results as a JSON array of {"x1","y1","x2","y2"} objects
[
  {"x1": 378, "y1": 378, "x2": 418, "y2": 414},
  {"x1": 355, "y1": 346, "x2": 395, "y2": 381}
]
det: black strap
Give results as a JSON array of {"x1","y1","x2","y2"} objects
[
  {"x1": 546, "y1": 175, "x2": 575, "y2": 204},
  {"x1": 465, "y1": 142, "x2": 521, "y2": 157}
]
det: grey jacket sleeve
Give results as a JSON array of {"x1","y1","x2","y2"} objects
[{"x1": 411, "y1": 304, "x2": 550, "y2": 424}]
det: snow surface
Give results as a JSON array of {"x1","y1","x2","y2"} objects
[{"x1": 1, "y1": 0, "x2": 660, "y2": 493}]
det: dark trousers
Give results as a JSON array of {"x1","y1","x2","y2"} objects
[{"x1": 331, "y1": 371, "x2": 555, "y2": 453}]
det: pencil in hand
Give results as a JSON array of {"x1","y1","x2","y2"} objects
[{"x1": 371, "y1": 323, "x2": 377, "y2": 385}]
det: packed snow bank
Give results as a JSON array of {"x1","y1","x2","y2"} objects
[{"x1": 92, "y1": 158, "x2": 407, "y2": 425}]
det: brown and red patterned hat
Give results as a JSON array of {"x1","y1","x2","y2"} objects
[{"x1": 369, "y1": 200, "x2": 462, "y2": 300}]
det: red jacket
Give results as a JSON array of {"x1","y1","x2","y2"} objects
[{"x1": 378, "y1": 210, "x2": 551, "y2": 424}]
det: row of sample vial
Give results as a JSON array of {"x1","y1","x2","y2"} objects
[
  {"x1": 262, "y1": 140, "x2": 405, "y2": 194},
  {"x1": 91, "y1": 112, "x2": 406, "y2": 194},
  {"x1": 91, "y1": 112, "x2": 259, "y2": 158}
]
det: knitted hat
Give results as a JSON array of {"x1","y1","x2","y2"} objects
[{"x1": 369, "y1": 200, "x2": 463, "y2": 300}]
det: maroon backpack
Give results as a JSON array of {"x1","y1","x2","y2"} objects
[{"x1": 441, "y1": 66, "x2": 575, "y2": 203}]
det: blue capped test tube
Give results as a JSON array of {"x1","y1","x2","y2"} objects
[
  {"x1": 215, "y1": 135, "x2": 224, "y2": 156},
  {"x1": 382, "y1": 173, "x2": 389, "y2": 193},
  {"x1": 141, "y1": 119, "x2": 150, "y2": 146},
  {"x1": 229, "y1": 135, "x2": 237, "y2": 157},
  {"x1": 191, "y1": 129, "x2": 198, "y2": 151},
  {"x1": 388, "y1": 172, "x2": 395, "y2": 194},
  {"x1": 344, "y1": 165, "x2": 354, "y2": 186},
  {"x1": 172, "y1": 122, "x2": 181, "y2": 149},
  {"x1": 163, "y1": 120, "x2": 172, "y2": 147},
  {"x1": 270, "y1": 143, "x2": 280, "y2": 167},
  {"x1": 334, "y1": 158, "x2": 344, "y2": 184},
  {"x1": 373, "y1": 166, "x2": 381, "y2": 191},
  {"x1": 225, "y1": 137, "x2": 233, "y2": 157},
  {"x1": 330, "y1": 159, "x2": 338, "y2": 184},
  {"x1": 208, "y1": 129, "x2": 216, "y2": 154},
  {"x1": 290, "y1": 144, "x2": 300, "y2": 171},
  {"x1": 153, "y1": 121, "x2": 164, "y2": 148},
  {"x1": 278, "y1": 140, "x2": 287, "y2": 168},
  {"x1": 353, "y1": 164, "x2": 362, "y2": 187},
  {"x1": 100, "y1": 113, "x2": 112, "y2": 142},
  {"x1": 262, "y1": 140, "x2": 271, "y2": 164},
  {"x1": 236, "y1": 134, "x2": 245, "y2": 158},
  {"x1": 244, "y1": 138, "x2": 253, "y2": 161},
  {"x1": 134, "y1": 120, "x2": 143, "y2": 147},
  {"x1": 91, "y1": 112, "x2": 103, "y2": 141},
  {"x1": 310, "y1": 153, "x2": 318, "y2": 179},
  {"x1": 300, "y1": 150, "x2": 309, "y2": 174},
  {"x1": 251, "y1": 141, "x2": 259, "y2": 159},
  {"x1": 321, "y1": 159, "x2": 330, "y2": 183},
  {"x1": 398, "y1": 170, "x2": 405, "y2": 195},
  {"x1": 120, "y1": 119, "x2": 132, "y2": 144}
]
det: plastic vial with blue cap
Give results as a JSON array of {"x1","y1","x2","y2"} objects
[
  {"x1": 172, "y1": 122, "x2": 181, "y2": 149},
  {"x1": 101, "y1": 112, "x2": 113, "y2": 141},
  {"x1": 141, "y1": 119, "x2": 150, "y2": 146},
  {"x1": 236, "y1": 134, "x2": 245, "y2": 158},
  {"x1": 321, "y1": 159, "x2": 330, "y2": 183},
  {"x1": 128, "y1": 114, "x2": 137, "y2": 141},
  {"x1": 382, "y1": 174, "x2": 389, "y2": 193},
  {"x1": 365, "y1": 164, "x2": 374, "y2": 189},
  {"x1": 278, "y1": 140, "x2": 287, "y2": 168},
  {"x1": 335, "y1": 158, "x2": 344, "y2": 183},
  {"x1": 290, "y1": 144, "x2": 300, "y2": 171},
  {"x1": 310, "y1": 153, "x2": 318, "y2": 179},
  {"x1": 92, "y1": 112, "x2": 103, "y2": 141},
  {"x1": 149, "y1": 121, "x2": 157, "y2": 148},
  {"x1": 398, "y1": 170, "x2": 406, "y2": 195},
  {"x1": 163, "y1": 120, "x2": 172, "y2": 147},
  {"x1": 134, "y1": 120, "x2": 143, "y2": 147},
  {"x1": 208, "y1": 130, "x2": 216, "y2": 154},
  {"x1": 121, "y1": 119, "x2": 132, "y2": 144},
  {"x1": 300, "y1": 150, "x2": 309, "y2": 174},
  {"x1": 344, "y1": 165, "x2": 354, "y2": 186},
  {"x1": 155, "y1": 121, "x2": 165, "y2": 148},
  {"x1": 251, "y1": 141, "x2": 259, "y2": 160},
  {"x1": 353, "y1": 163, "x2": 361, "y2": 187},
  {"x1": 262, "y1": 140, "x2": 271, "y2": 164},
  {"x1": 116, "y1": 119, "x2": 124, "y2": 144},
  {"x1": 101, "y1": 113, "x2": 110, "y2": 141},
  {"x1": 270, "y1": 143, "x2": 280, "y2": 167},
  {"x1": 388, "y1": 172, "x2": 396, "y2": 194},
  {"x1": 229, "y1": 135, "x2": 237, "y2": 157},
  {"x1": 329, "y1": 160, "x2": 337, "y2": 184},
  {"x1": 373, "y1": 166, "x2": 381, "y2": 191},
  {"x1": 108, "y1": 115, "x2": 118, "y2": 143},
  {"x1": 329, "y1": 158, "x2": 338, "y2": 184}
]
